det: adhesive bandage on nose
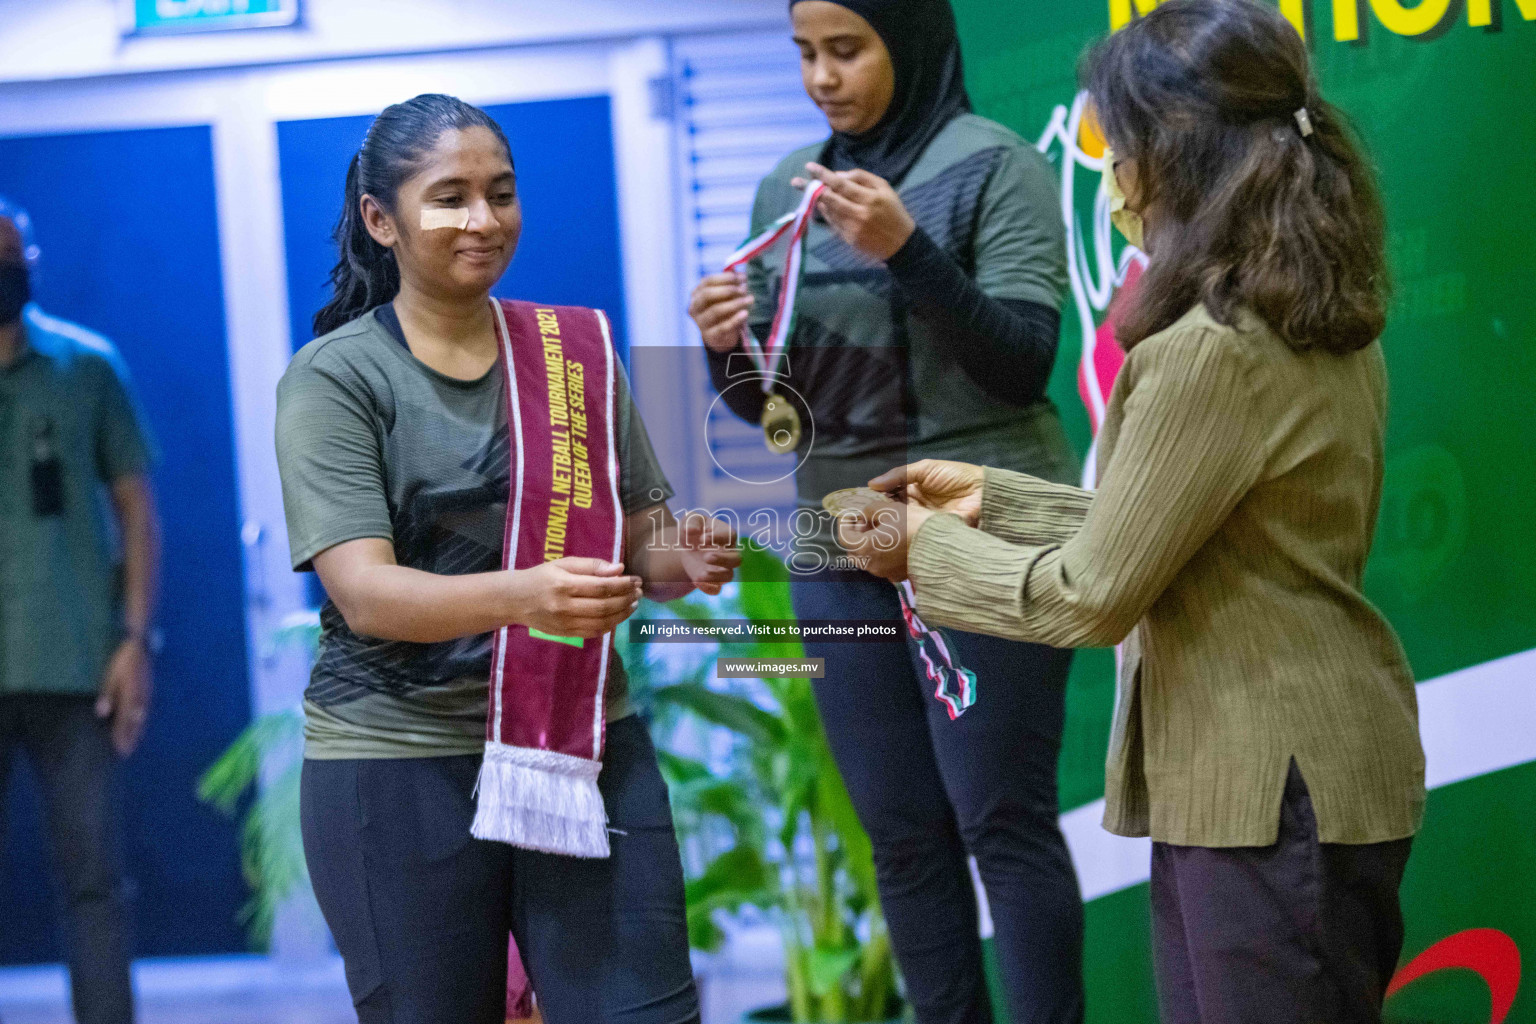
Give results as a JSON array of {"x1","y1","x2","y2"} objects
[{"x1": 420, "y1": 208, "x2": 471, "y2": 230}]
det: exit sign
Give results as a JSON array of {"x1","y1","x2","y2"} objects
[{"x1": 122, "y1": 0, "x2": 300, "y2": 36}]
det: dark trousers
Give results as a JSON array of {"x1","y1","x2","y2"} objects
[
  {"x1": 0, "y1": 694, "x2": 135, "y2": 1024},
  {"x1": 1151, "y1": 761, "x2": 1413, "y2": 1024},
  {"x1": 300, "y1": 714, "x2": 699, "y2": 1024},
  {"x1": 792, "y1": 571, "x2": 1084, "y2": 1024}
]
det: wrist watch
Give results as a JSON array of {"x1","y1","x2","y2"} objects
[{"x1": 125, "y1": 626, "x2": 165, "y2": 656}]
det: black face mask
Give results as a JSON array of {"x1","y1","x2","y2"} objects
[{"x1": 0, "y1": 260, "x2": 29, "y2": 326}]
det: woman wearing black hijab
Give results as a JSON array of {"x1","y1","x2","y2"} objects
[{"x1": 689, "y1": 2, "x2": 1084, "y2": 1022}]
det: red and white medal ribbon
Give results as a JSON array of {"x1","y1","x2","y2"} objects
[
  {"x1": 725, "y1": 180, "x2": 976, "y2": 717},
  {"x1": 898, "y1": 581, "x2": 978, "y2": 720},
  {"x1": 722, "y1": 181, "x2": 827, "y2": 390}
]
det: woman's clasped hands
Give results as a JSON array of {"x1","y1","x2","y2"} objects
[
  {"x1": 507, "y1": 515, "x2": 740, "y2": 638},
  {"x1": 687, "y1": 161, "x2": 917, "y2": 355},
  {"x1": 794, "y1": 162, "x2": 916, "y2": 263},
  {"x1": 835, "y1": 459, "x2": 986, "y2": 583},
  {"x1": 507, "y1": 558, "x2": 643, "y2": 639}
]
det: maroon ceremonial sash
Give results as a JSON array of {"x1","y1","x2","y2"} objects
[{"x1": 471, "y1": 298, "x2": 624, "y2": 859}]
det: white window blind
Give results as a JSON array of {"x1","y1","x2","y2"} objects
[{"x1": 669, "y1": 30, "x2": 827, "y2": 510}]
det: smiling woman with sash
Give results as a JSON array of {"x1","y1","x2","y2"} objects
[{"x1": 275, "y1": 94, "x2": 734, "y2": 1024}]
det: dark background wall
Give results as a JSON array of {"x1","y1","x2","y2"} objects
[{"x1": 0, "y1": 124, "x2": 252, "y2": 960}]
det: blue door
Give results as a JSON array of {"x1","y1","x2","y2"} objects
[{"x1": 0, "y1": 125, "x2": 251, "y2": 959}]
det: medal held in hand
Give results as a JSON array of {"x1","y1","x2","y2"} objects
[
  {"x1": 722, "y1": 181, "x2": 827, "y2": 454},
  {"x1": 821, "y1": 486, "x2": 890, "y2": 517},
  {"x1": 821, "y1": 488, "x2": 979, "y2": 719},
  {"x1": 760, "y1": 392, "x2": 802, "y2": 454}
]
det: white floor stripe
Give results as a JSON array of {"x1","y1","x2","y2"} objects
[
  {"x1": 0, "y1": 955, "x2": 348, "y2": 1005},
  {"x1": 1048, "y1": 646, "x2": 1536, "y2": 906},
  {"x1": 1062, "y1": 802, "x2": 1154, "y2": 904},
  {"x1": 1418, "y1": 647, "x2": 1536, "y2": 790}
]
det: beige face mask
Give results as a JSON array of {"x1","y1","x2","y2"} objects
[{"x1": 1101, "y1": 148, "x2": 1144, "y2": 251}]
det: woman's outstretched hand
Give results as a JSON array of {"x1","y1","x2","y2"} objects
[
  {"x1": 795, "y1": 162, "x2": 916, "y2": 262},
  {"x1": 508, "y1": 558, "x2": 642, "y2": 638},
  {"x1": 677, "y1": 514, "x2": 742, "y2": 597},
  {"x1": 869, "y1": 459, "x2": 985, "y2": 527},
  {"x1": 834, "y1": 498, "x2": 931, "y2": 584},
  {"x1": 688, "y1": 272, "x2": 753, "y2": 354}
]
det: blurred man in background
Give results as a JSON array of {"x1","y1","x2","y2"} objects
[{"x1": 0, "y1": 196, "x2": 160, "y2": 1024}]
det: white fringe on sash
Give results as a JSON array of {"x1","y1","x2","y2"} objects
[{"x1": 471, "y1": 741, "x2": 610, "y2": 858}]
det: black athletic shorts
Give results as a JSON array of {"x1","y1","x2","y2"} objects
[{"x1": 300, "y1": 714, "x2": 700, "y2": 1024}]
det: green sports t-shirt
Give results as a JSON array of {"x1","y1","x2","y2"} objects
[
  {"x1": 275, "y1": 305, "x2": 673, "y2": 759},
  {"x1": 0, "y1": 304, "x2": 157, "y2": 696}
]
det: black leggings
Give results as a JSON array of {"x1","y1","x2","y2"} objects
[
  {"x1": 792, "y1": 570, "x2": 1084, "y2": 1024},
  {"x1": 300, "y1": 715, "x2": 699, "y2": 1024},
  {"x1": 0, "y1": 695, "x2": 133, "y2": 1024},
  {"x1": 1151, "y1": 761, "x2": 1412, "y2": 1024}
]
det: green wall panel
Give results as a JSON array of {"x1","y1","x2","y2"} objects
[{"x1": 950, "y1": 1, "x2": 1536, "y2": 1019}]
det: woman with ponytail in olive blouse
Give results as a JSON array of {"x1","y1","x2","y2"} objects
[{"x1": 842, "y1": 4, "x2": 1425, "y2": 1022}]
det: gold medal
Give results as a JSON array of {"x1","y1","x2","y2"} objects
[
  {"x1": 761, "y1": 391, "x2": 802, "y2": 454},
  {"x1": 820, "y1": 486, "x2": 891, "y2": 516}
]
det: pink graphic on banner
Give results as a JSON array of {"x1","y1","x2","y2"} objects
[{"x1": 1078, "y1": 259, "x2": 1137, "y2": 436}]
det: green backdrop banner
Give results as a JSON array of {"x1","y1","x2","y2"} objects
[{"x1": 948, "y1": 1, "x2": 1536, "y2": 1020}]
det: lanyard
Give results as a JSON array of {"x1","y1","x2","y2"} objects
[{"x1": 722, "y1": 181, "x2": 827, "y2": 390}]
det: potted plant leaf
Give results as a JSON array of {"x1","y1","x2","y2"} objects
[
  {"x1": 195, "y1": 611, "x2": 320, "y2": 949},
  {"x1": 621, "y1": 543, "x2": 906, "y2": 1023}
]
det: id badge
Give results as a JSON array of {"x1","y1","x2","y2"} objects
[{"x1": 29, "y1": 415, "x2": 64, "y2": 517}]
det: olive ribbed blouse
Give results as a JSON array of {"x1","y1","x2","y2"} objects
[{"x1": 908, "y1": 304, "x2": 1425, "y2": 847}]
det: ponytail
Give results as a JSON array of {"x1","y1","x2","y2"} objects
[
  {"x1": 1084, "y1": 0, "x2": 1389, "y2": 354},
  {"x1": 313, "y1": 153, "x2": 400, "y2": 337},
  {"x1": 311, "y1": 94, "x2": 514, "y2": 338}
]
